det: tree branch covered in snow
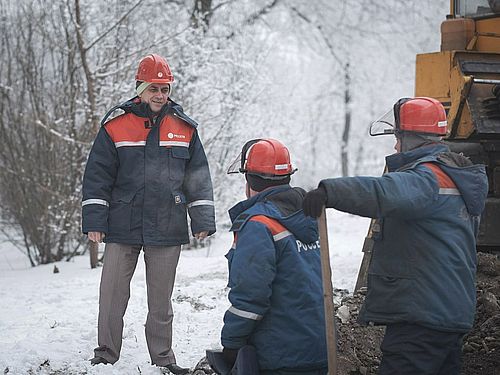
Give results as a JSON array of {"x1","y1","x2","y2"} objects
[{"x1": 0, "y1": 0, "x2": 448, "y2": 264}]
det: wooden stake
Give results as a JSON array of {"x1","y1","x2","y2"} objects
[
  {"x1": 90, "y1": 241, "x2": 99, "y2": 269},
  {"x1": 318, "y1": 208, "x2": 338, "y2": 374}
]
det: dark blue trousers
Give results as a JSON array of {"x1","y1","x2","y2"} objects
[
  {"x1": 231, "y1": 346, "x2": 259, "y2": 375},
  {"x1": 231, "y1": 346, "x2": 327, "y2": 375},
  {"x1": 378, "y1": 323, "x2": 465, "y2": 375},
  {"x1": 260, "y1": 368, "x2": 328, "y2": 375}
]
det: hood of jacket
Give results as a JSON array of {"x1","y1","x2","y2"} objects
[
  {"x1": 434, "y1": 152, "x2": 488, "y2": 216},
  {"x1": 386, "y1": 143, "x2": 488, "y2": 217},
  {"x1": 229, "y1": 185, "x2": 318, "y2": 243}
]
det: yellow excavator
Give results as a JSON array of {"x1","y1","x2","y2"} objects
[{"x1": 356, "y1": 0, "x2": 500, "y2": 291}]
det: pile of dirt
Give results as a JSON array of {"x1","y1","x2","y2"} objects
[
  {"x1": 461, "y1": 253, "x2": 500, "y2": 375},
  {"x1": 336, "y1": 252, "x2": 500, "y2": 375},
  {"x1": 336, "y1": 289, "x2": 384, "y2": 375}
]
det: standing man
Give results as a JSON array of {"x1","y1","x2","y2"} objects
[
  {"x1": 217, "y1": 139, "x2": 328, "y2": 374},
  {"x1": 303, "y1": 97, "x2": 488, "y2": 375},
  {"x1": 82, "y1": 53, "x2": 216, "y2": 374}
]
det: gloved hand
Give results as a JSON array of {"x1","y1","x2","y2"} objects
[
  {"x1": 303, "y1": 186, "x2": 328, "y2": 218},
  {"x1": 222, "y1": 347, "x2": 238, "y2": 367}
]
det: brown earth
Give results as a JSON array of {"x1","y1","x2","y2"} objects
[
  {"x1": 335, "y1": 252, "x2": 500, "y2": 375},
  {"x1": 194, "y1": 253, "x2": 500, "y2": 375},
  {"x1": 461, "y1": 253, "x2": 500, "y2": 375}
]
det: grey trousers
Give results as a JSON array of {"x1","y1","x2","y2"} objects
[{"x1": 93, "y1": 243, "x2": 181, "y2": 365}]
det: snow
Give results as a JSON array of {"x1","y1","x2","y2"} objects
[{"x1": 0, "y1": 210, "x2": 369, "y2": 374}]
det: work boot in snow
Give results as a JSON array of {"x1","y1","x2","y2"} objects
[
  {"x1": 160, "y1": 363, "x2": 190, "y2": 375},
  {"x1": 90, "y1": 356, "x2": 109, "y2": 366}
]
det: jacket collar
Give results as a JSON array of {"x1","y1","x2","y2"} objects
[
  {"x1": 228, "y1": 185, "x2": 291, "y2": 222},
  {"x1": 386, "y1": 143, "x2": 449, "y2": 172},
  {"x1": 101, "y1": 97, "x2": 198, "y2": 128}
]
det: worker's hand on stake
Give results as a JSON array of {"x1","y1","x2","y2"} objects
[{"x1": 303, "y1": 187, "x2": 328, "y2": 217}]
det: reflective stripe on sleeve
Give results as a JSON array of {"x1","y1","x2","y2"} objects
[
  {"x1": 273, "y1": 230, "x2": 292, "y2": 242},
  {"x1": 82, "y1": 199, "x2": 109, "y2": 207},
  {"x1": 187, "y1": 200, "x2": 215, "y2": 208},
  {"x1": 115, "y1": 141, "x2": 146, "y2": 148},
  {"x1": 159, "y1": 141, "x2": 190, "y2": 148},
  {"x1": 439, "y1": 188, "x2": 461, "y2": 195},
  {"x1": 228, "y1": 306, "x2": 263, "y2": 321}
]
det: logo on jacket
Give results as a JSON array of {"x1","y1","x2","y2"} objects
[
  {"x1": 296, "y1": 240, "x2": 320, "y2": 253},
  {"x1": 167, "y1": 132, "x2": 186, "y2": 139}
]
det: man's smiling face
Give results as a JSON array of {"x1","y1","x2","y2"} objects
[{"x1": 139, "y1": 83, "x2": 171, "y2": 113}]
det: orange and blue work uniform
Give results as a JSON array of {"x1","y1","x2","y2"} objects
[
  {"x1": 222, "y1": 185, "x2": 328, "y2": 372},
  {"x1": 82, "y1": 98, "x2": 215, "y2": 366},
  {"x1": 319, "y1": 143, "x2": 488, "y2": 374},
  {"x1": 82, "y1": 98, "x2": 215, "y2": 245}
]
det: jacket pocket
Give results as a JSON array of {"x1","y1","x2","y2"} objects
[
  {"x1": 169, "y1": 146, "x2": 190, "y2": 181},
  {"x1": 365, "y1": 274, "x2": 414, "y2": 315},
  {"x1": 108, "y1": 190, "x2": 136, "y2": 234},
  {"x1": 158, "y1": 191, "x2": 188, "y2": 237}
]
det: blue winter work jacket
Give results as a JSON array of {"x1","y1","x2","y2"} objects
[
  {"x1": 82, "y1": 98, "x2": 216, "y2": 245},
  {"x1": 320, "y1": 144, "x2": 488, "y2": 333},
  {"x1": 221, "y1": 185, "x2": 328, "y2": 371}
]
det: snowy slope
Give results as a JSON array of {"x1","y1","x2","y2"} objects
[{"x1": 0, "y1": 211, "x2": 369, "y2": 374}]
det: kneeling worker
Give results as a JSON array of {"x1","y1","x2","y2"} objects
[{"x1": 213, "y1": 139, "x2": 328, "y2": 374}]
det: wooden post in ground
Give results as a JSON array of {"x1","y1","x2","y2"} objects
[
  {"x1": 318, "y1": 208, "x2": 338, "y2": 375},
  {"x1": 354, "y1": 220, "x2": 375, "y2": 292},
  {"x1": 354, "y1": 166, "x2": 387, "y2": 292}
]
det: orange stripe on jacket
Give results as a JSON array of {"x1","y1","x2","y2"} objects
[
  {"x1": 159, "y1": 116, "x2": 194, "y2": 144},
  {"x1": 422, "y1": 162, "x2": 456, "y2": 189},
  {"x1": 105, "y1": 114, "x2": 150, "y2": 143},
  {"x1": 249, "y1": 215, "x2": 287, "y2": 235},
  {"x1": 105, "y1": 113, "x2": 194, "y2": 144}
]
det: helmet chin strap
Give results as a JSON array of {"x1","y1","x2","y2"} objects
[{"x1": 400, "y1": 132, "x2": 442, "y2": 152}]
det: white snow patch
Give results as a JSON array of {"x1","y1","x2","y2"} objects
[{"x1": 0, "y1": 211, "x2": 368, "y2": 373}]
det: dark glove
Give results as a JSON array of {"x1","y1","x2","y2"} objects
[
  {"x1": 303, "y1": 186, "x2": 328, "y2": 218},
  {"x1": 222, "y1": 347, "x2": 238, "y2": 367}
]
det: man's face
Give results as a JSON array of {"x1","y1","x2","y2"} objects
[
  {"x1": 139, "y1": 83, "x2": 171, "y2": 113},
  {"x1": 394, "y1": 136, "x2": 402, "y2": 153}
]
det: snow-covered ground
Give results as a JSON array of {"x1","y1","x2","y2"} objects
[{"x1": 0, "y1": 211, "x2": 369, "y2": 374}]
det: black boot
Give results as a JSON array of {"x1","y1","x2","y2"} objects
[
  {"x1": 90, "y1": 356, "x2": 109, "y2": 366},
  {"x1": 160, "y1": 363, "x2": 190, "y2": 375}
]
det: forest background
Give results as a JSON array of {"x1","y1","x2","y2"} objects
[{"x1": 0, "y1": 0, "x2": 448, "y2": 265}]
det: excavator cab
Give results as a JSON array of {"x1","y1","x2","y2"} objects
[{"x1": 413, "y1": 0, "x2": 500, "y2": 251}]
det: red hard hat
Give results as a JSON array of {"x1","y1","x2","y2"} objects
[
  {"x1": 370, "y1": 97, "x2": 448, "y2": 137},
  {"x1": 398, "y1": 97, "x2": 447, "y2": 136},
  {"x1": 135, "y1": 54, "x2": 174, "y2": 84},
  {"x1": 227, "y1": 139, "x2": 296, "y2": 179}
]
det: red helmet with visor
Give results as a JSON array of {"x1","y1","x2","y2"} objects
[
  {"x1": 227, "y1": 138, "x2": 296, "y2": 179},
  {"x1": 370, "y1": 97, "x2": 448, "y2": 137}
]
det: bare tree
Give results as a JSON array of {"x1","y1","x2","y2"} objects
[
  {"x1": 0, "y1": 0, "x2": 448, "y2": 264},
  {"x1": 0, "y1": 0, "x2": 156, "y2": 264},
  {"x1": 341, "y1": 63, "x2": 352, "y2": 177}
]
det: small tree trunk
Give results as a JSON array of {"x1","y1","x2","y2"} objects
[
  {"x1": 341, "y1": 63, "x2": 351, "y2": 177},
  {"x1": 191, "y1": 0, "x2": 213, "y2": 30}
]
